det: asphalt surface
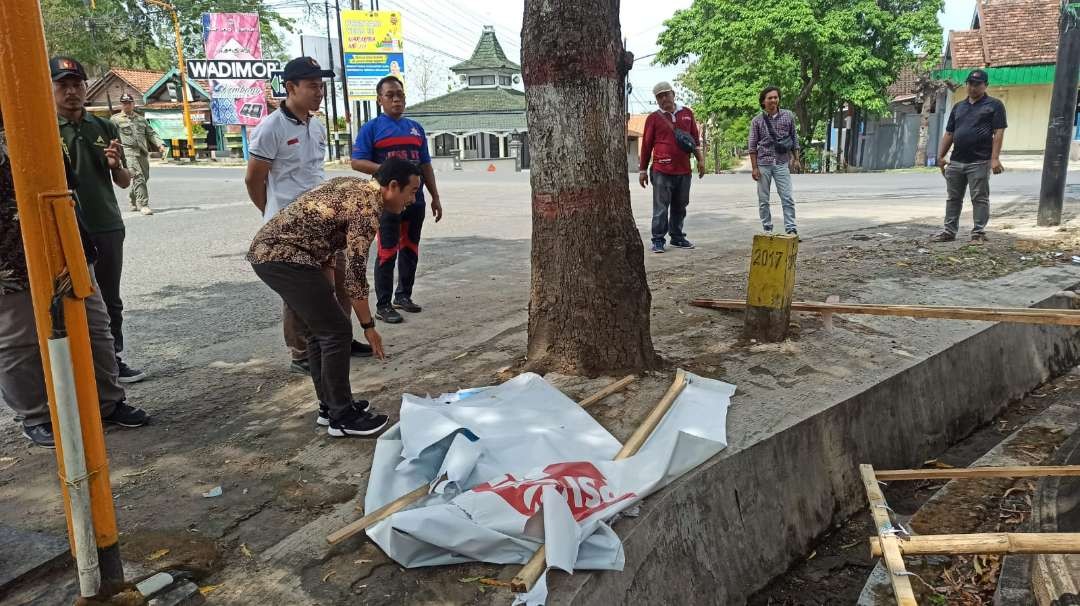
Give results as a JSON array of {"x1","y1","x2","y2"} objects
[{"x1": 110, "y1": 164, "x2": 1075, "y2": 376}]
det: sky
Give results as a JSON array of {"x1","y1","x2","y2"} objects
[{"x1": 278, "y1": 0, "x2": 979, "y2": 114}]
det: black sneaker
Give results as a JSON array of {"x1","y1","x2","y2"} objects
[
  {"x1": 930, "y1": 231, "x2": 956, "y2": 242},
  {"x1": 376, "y1": 305, "x2": 403, "y2": 324},
  {"x1": 102, "y1": 401, "x2": 150, "y2": 427},
  {"x1": 289, "y1": 358, "x2": 310, "y2": 374},
  {"x1": 327, "y1": 410, "x2": 389, "y2": 438},
  {"x1": 116, "y1": 358, "x2": 146, "y2": 384},
  {"x1": 316, "y1": 400, "x2": 371, "y2": 426},
  {"x1": 22, "y1": 423, "x2": 55, "y2": 448},
  {"x1": 970, "y1": 232, "x2": 988, "y2": 242},
  {"x1": 393, "y1": 298, "x2": 422, "y2": 313},
  {"x1": 350, "y1": 340, "x2": 373, "y2": 358},
  {"x1": 669, "y1": 239, "x2": 695, "y2": 249}
]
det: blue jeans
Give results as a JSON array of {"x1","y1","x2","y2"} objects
[
  {"x1": 757, "y1": 163, "x2": 796, "y2": 232},
  {"x1": 651, "y1": 170, "x2": 691, "y2": 245}
]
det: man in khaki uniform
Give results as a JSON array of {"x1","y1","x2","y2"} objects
[{"x1": 111, "y1": 93, "x2": 165, "y2": 216}]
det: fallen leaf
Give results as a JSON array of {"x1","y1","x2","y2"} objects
[
  {"x1": 454, "y1": 352, "x2": 470, "y2": 360},
  {"x1": 146, "y1": 548, "x2": 170, "y2": 561},
  {"x1": 354, "y1": 559, "x2": 372, "y2": 565},
  {"x1": 840, "y1": 540, "x2": 862, "y2": 550},
  {"x1": 240, "y1": 544, "x2": 253, "y2": 558},
  {"x1": 199, "y1": 584, "x2": 222, "y2": 596},
  {"x1": 322, "y1": 570, "x2": 336, "y2": 582},
  {"x1": 459, "y1": 576, "x2": 484, "y2": 583}
]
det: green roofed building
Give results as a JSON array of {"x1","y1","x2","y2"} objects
[{"x1": 410, "y1": 26, "x2": 530, "y2": 168}]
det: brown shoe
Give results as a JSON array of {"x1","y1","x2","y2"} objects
[
  {"x1": 970, "y1": 232, "x2": 988, "y2": 242},
  {"x1": 929, "y1": 232, "x2": 956, "y2": 242}
]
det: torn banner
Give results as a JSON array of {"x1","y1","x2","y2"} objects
[{"x1": 364, "y1": 371, "x2": 735, "y2": 603}]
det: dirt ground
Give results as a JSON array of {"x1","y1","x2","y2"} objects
[{"x1": 5, "y1": 201, "x2": 1080, "y2": 604}]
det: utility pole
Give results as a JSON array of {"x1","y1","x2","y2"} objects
[
  {"x1": 334, "y1": 0, "x2": 354, "y2": 146},
  {"x1": 1038, "y1": 1, "x2": 1080, "y2": 226},
  {"x1": 324, "y1": 0, "x2": 340, "y2": 160},
  {"x1": 145, "y1": 0, "x2": 196, "y2": 159},
  {"x1": 1, "y1": 0, "x2": 124, "y2": 593}
]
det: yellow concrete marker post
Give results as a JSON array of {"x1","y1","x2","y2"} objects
[
  {"x1": 744, "y1": 233, "x2": 799, "y2": 342},
  {"x1": 0, "y1": 0, "x2": 125, "y2": 587}
]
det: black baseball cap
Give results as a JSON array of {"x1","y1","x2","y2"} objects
[
  {"x1": 50, "y1": 56, "x2": 88, "y2": 81},
  {"x1": 282, "y1": 56, "x2": 335, "y2": 82},
  {"x1": 966, "y1": 69, "x2": 989, "y2": 84}
]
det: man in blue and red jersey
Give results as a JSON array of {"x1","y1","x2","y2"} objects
[{"x1": 351, "y1": 76, "x2": 444, "y2": 324}]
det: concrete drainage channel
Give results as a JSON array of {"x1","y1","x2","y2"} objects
[{"x1": 548, "y1": 286, "x2": 1080, "y2": 605}]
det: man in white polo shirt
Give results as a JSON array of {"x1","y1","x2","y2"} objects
[{"x1": 245, "y1": 56, "x2": 372, "y2": 374}]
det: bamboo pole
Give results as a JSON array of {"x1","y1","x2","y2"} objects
[
  {"x1": 578, "y1": 375, "x2": 636, "y2": 408},
  {"x1": 870, "y1": 533, "x2": 1080, "y2": 557},
  {"x1": 326, "y1": 374, "x2": 640, "y2": 545},
  {"x1": 860, "y1": 464, "x2": 918, "y2": 606},
  {"x1": 510, "y1": 370, "x2": 690, "y2": 594},
  {"x1": 875, "y1": 465, "x2": 1080, "y2": 481},
  {"x1": 689, "y1": 298, "x2": 1080, "y2": 326}
]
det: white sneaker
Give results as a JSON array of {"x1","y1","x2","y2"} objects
[{"x1": 140, "y1": 207, "x2": 154, "y2": 216}]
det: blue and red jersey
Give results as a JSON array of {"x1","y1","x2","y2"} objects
[{"x1": 351, "y1": 114, "x2": 431, "y2": 204}]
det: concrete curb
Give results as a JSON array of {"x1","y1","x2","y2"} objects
[{"x1": 552, "y1": 289, "x2": 1080, "y2": 605}]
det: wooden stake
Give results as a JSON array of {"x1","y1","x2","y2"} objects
[
  {"x1": 870, "y1": 532, "x2": 1080, "y2": 557},
  {"x1": 691, "y1": 298, "x2": 1080, "y2": 326},
  {"x1": 859, "y1": 464, "x2": 918, "y2": 606},
  {"x1": 325, "y1": 375, "x2": 643, "y2": 545},
  {"x1": 744, "y1": 234, "x2": 799, "y2": 342},
  {"x1": 874, "y1": 465, "x2": 1080, "y2": 481},
  {"x1": 578, "y1": 375, "x2": 636, "y2": 408},
  {"x1": 510, "y1": 370, "x2": 690, "y2": 594}
]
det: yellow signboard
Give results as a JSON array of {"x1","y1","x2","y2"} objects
[
  {"x1": 341, "y1": 10, "x2": 403, "y2": 54},
  {"x1": 340, "y1": 10, "x2": 405, "y2": 101}
]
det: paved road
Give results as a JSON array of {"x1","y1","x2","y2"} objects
[{"x1": 108, "y1": 164, "x2": 1074, "y2": 377}]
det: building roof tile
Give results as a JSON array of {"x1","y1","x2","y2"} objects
[
  {"x1": 451, "y1": 26, "x2": 521, "y2": 72},
  {"x1": 949, "y1": 0, "x2": 1060, "y2": 68}
]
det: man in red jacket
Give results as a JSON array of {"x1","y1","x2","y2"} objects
[{"x1": 639, "y1": 81, "x2": 705, "y2": 254}]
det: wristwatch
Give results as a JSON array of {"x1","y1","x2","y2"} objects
[{"x1": 360, "y1": 319, "x2": 376, "y2": 330}]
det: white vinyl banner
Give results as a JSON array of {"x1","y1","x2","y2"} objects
[{"x1": 364, "y1": 371, "x2": 735, "y2": 605}]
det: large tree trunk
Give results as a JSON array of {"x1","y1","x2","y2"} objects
[{"x1": 522, "y1": 0, "x2": 657, "y2": 375}]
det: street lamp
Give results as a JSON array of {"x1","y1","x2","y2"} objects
[{"x1": 144, "y1": 0, "x2": 196, "y2": 159}]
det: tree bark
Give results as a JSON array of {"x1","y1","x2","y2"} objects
[
  {"x1": 914, "y1": 97, "x2": 932, "y2": 168},
  {"x1": 522, "y1": 0, "x2": 657, "y2": 375}
]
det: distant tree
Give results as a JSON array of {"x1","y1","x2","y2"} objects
[
  {"x1": 407, "y1": 51, "x2": 443, "y2": 102},
  {"x1": 41, "y1": 0, "x2": 296, "y2": 74},
  {"x1": 913, "y1": 76, "x2": 954, "y2": 167},
  {"x1": 656, "y1": 0, "x2": 943, "y2": 150}
]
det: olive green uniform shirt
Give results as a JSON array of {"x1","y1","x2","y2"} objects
[
  {"x1": 111, "y1": 110, "x2": 164, "y2": 155},
  {"x1": 59, "y1": 112, "x2": 126, "y2": 233}
]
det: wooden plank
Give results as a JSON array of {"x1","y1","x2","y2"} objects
[
  {"x1": 578, "y1": 375, "x2": 636, "y2": 408},
  {"x1": 326, "y1": 484, "x2": 429, "y2": 545},
  {"x1": 690, "y1": 298, "x2": 1080, "y2": 327},
  {"x1": 875, "y1": 465, "x2": 1080, "y2": 481},
  {"x1": 859, "y1": 464, "x2": 918, "y2": 606},
  {"x1": 744, "y1": 234, "x2": 799, "y2": 342},
  {"x1": 510, "y1": 370, "x2": 690, "y2": 594},
  {"x1": 870, "y1": 532, "x2": 1080, "y2": 557},
  {"x1": 325, "y1": 375, "x2": 644, "y2": 546}
]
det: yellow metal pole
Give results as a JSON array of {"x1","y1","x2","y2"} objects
[
  {"x1": 0, "y1": 0, "x2": 124, "y2": 586},
  {"x1": 146, "y1": 0, "x2": 196, "y2": 158}
]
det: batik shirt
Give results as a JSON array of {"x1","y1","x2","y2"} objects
[{"x1": 247, "y1": 177, "x2": 384, "y2": 300}]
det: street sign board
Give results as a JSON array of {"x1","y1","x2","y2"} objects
[{"x1": 187, "y1": 59, "x2": 281, "y2": 80}]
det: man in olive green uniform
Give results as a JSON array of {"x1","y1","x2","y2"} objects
[
  {"x1": 111, "y1": 93, "x2": 165, "y2": 216},
  {"x1": 53, "y1": 56, "x2": 147, "y2": 383}
]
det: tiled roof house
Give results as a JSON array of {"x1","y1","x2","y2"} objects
[{"x1": 937, "y1": 0, "x2": 1062, "y2": 152}]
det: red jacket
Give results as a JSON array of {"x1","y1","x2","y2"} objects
[{"x1": 639, "y1": 107, "x2": 699, "y2": 176}]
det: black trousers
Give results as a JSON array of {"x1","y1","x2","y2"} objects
[
  {"x1": 89, "y1": 228, "x2": 125, "y2": 354},
  {"x1": 375, "y1": 200, "x2": 425, "y2": 308},
  {"x1": 252, "y1": 262, "x2": 354, "y2": 420}
]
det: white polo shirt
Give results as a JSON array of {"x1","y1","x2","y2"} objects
[{"x1": 248, "y1": 102, "x2": 327, "y2": 222}]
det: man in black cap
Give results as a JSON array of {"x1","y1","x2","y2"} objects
[
  {"x1": 112, "y1": 92, "x2": 166, "y2": 215},
  {"x1": 932, "y1": 69, "x2": 1007, "y2": 242},
  {"x1": 52, "y1": 56, "x2": 148, "y2": 383},
  {"x1": 245, "y1": 56, "x2": 373, "y2": 374}
]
